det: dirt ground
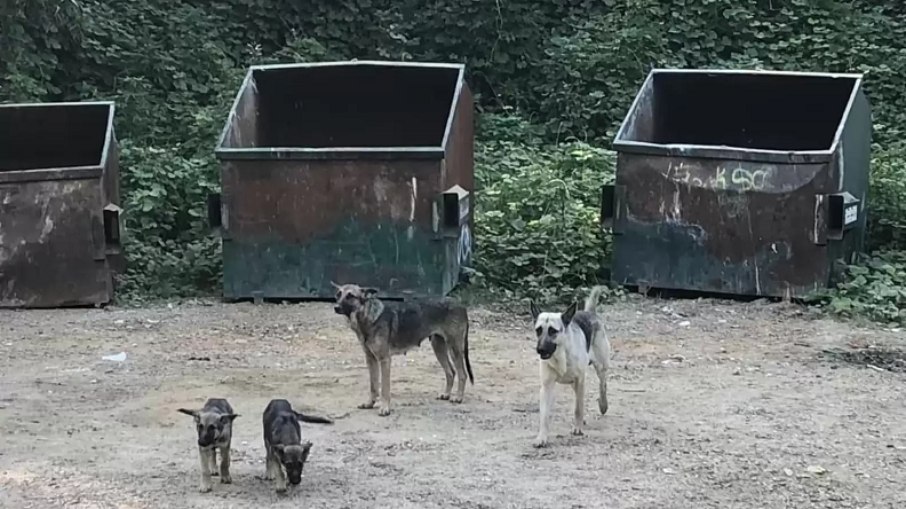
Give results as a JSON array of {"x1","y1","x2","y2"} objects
[{"x1": 1, "y1": 295, "x2": 905, "y2": 509}]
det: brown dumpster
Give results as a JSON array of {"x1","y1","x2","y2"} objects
[
  {"x1": 0, "y1": 102, "x2": 122, "y2": 308},
  {"x1": 604, "y1": 69, "x2": 871, "y2": 298},
  {"x1": 212, "y1": 61, "x2": 474, "y2": 300}
]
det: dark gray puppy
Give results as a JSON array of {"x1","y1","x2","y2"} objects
[
  {"x1": 178, "y1": 398, "x2": 238, "y2": 492},
  {"x1": 333, "y1": 282, "x2": 473, "y2": 416},
  {"x1": 262, "y1": 399, "x2": 333, "y2": 494}
]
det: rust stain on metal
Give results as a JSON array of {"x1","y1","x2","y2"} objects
[
  {"x1": 607, "y1": 69, "x2": 871, "y2": 298},
  {"x1": 0, "y1": 102, "x2": 122, "y2": 308},
  {"x1": 214, "y1": 61, "x2": 474, "y2": 299}
]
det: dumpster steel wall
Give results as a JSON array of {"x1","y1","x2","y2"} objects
[
  {"x1": 0, "y1": 102, "x2": 122, "y2": 308},
  {"x1": 605, "y1": 69, "x2": 871, "y2": 298},
  {"x1": 214, "y1": 61, "x2": 474, "y2": 300}
]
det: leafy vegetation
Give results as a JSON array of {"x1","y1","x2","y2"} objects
[
  {"x1": 472, "y1": 114, "x2": 619, "y2": 303},
  {"x1": 2, "y1": 0, "x2": 905, "y2": 321},
  {"x1": 811, "y1": 251, "x2": 906, "y2": 325}
]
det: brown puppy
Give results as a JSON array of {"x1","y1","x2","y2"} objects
[{"x1": 178, "y1": 398, "x2": 239, "y2": 492}]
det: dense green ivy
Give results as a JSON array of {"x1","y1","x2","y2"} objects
[{"x1": 2, "y1": 0, "x2": 905, "y2": 311}]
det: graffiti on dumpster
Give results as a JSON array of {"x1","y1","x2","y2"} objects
[
  {"x1": 665, "y1": 162, "x2": 774, "y2": 192},
  {"x1": 458, "y1": 224, "x2": 472, "y2": 265}
]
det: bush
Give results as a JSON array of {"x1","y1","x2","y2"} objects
[
  {"x1": 867, "y1": 143, "x2": 906, "y2": 251},
  {"x1": 115, "y1": 143, "x2": 222, "y2": 299},
  {"x1": 811, "y1": 251, "x2": 906, "y2": 325},
  {"x1": 471, "y1": 115, "x2": 619, "y2": 302}
]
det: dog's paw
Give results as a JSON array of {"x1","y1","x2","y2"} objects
[
  {"x1": 220, "y1": 474, "x2": 232, "y2": 484},
  {"x1": 449, "y1": 394, "x2": 464, "y2": 404},
  {"x1": 532, "y1": 437, "x2": 549, "y2": 448},
  {"x1": 198, "y1": 484, "x2": 213, "y2": 493},
  {"x1": 377, "y1": 405, "x2": 392, "y2": 416},
  {"x1": 598, "y1": 398, "x2": 609, "y2": 415},
  {"x1": 570, "y1": 427, "x2": 584, "y2": 436},
  {"x1": 358, "y1": 400, "x2": 376, "y2": 410},
  {"x1": 436, "y1": 393, "x2": 451, "y2": 400},
  {"x1": 210, "y1": 471, "x2": 219, "y2": 477},
  {"x1": 275, "y1": 487, "x2": 287, "y2": 495}
]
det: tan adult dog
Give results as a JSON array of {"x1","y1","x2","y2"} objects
[
  {"x1": 530, "y1": 286, "x2": 612, "y2": 447},
  {"x1": 332, "y1": 283, "x2": 473, "y2": 416}
]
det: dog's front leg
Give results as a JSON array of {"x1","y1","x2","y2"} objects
[
  {"x1": 534, "y1": 376, "x2": 556, "y2": 448},
  {"x1": 358, "y1": 348, "x2": 379, "y2": 409},
  {"x1": 197, "y1": 447, "x2": 213, "y2": 493},
  {"x1": 571, "y1": 375, "x2": 586, "y2": 436},
  {"x1": 219, "y1": 446, "x2": 232, "y2": 484},
  {"x1": 264, "y1": 448, "x2": 277, "y2": 480},
  {"x1": 378, "y1": 356, "x2": 392, "y2": 416},
  {"x1": 274, "y1": 461, "x2": 288, "y2": 494},
  {"x1": 208, "y1": 448, "x2": 218, "y2": 476}
]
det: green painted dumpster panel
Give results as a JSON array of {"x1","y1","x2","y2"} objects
[{"x1": 223, "y1": 219, "x2": 453, "y2": 299}]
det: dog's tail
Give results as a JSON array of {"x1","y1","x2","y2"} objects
[
  {"x1": 295, "y1": 412, "x2": 334, "y2": 425},
  {"x1": 584, "y1": 285, "x2": 607, "y2": 313},
  {"x1": 464, "y1": 319, "x2": 474, "y2": 385}
]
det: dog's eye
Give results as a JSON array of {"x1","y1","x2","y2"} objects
[
  {"x1": 535, "y1": 326, "x2": 543, "y2": 336},
  {"x1": 335, "y1": 291, "x2": 341, "y2": 300},
  {"x1": 547, "y1": 327, "x2": 558, "y2": 336}
]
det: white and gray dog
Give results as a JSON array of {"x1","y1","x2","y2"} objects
[{"x1": 529, "y1": 286, "x2": 612, "y2": 448}]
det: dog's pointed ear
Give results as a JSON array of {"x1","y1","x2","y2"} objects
[
  {"x1": 530, "y1": 299, "x2": 541, "y2": 321},
  {"x1": 221, "y1": 413, "x2": 239, "y2": 423},
  {"x1": 561, "y1": 301, "x2": 578, "y2": 325},
  {"x1": 363, "y1": 287, "x2": 379, "y2": 297},
  {"x1": 330, "y1": 281, "x2": 341, "y2": 289},
  {"x1": 177, "y1": 408, "x2": 198, "y2": 418},
  {"x1": 273, "y1": 444, "x2": 285, "y2": 458}
]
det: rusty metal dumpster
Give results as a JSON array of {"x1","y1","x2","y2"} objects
[
  {"x1": 603, "y1": 69, "x2": 871, "y2": 298},
  {"x1": 213, "y1": 61, "x2": 474, "y2": 300},
  {"x1": 0, "y1": 101, "x2": 122, "y2": 307}
]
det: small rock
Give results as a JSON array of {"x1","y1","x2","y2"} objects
[
  {"x1": 805, "y1": 465, "x2": 827, "y2": 475},
  {"x1": 732, "y1": 367, "x2": 742, "y2": 376},
  {"x1": 678, "y1": 321, "x2": 691, "y2": 328},
  {"x1": 662, "y1": 468, "x2": 676, "y2": 475},
  {"x1": 783, "y1": 468, "x2": 794, "y2": 477}
]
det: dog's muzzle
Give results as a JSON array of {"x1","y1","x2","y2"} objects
[
  {"x1": 197, "y1": 429, "x2": 216, "y2": 447},
  {"x1": 537, "y1": 344, "x2": 556, "y2": 360},
  {"x1": 334, "y1": 303, "x2": 354, "y2": 316}
]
